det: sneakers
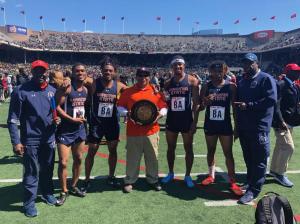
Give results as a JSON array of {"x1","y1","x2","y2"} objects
[
  {"x1": 24, "y1": 204, "x2": 38, "y2": 217},
  {"x1": 70, "y1": 186, "x2": 86, "y2": 197},
  {"x1": 107, "y1": 176, "x2": 121, "y2": 188},
  {"x1": 237, "y1": 191, "x2": 257, "y2": 204},
  {"x1": 41, "y1": 194, "x2": 58, "y2": 206},
  {"x1": 150, "y1": 182, "x2": 162, "y2": 191},
  {"x1": 241, "y1": 184, "x2": 249, "y2": 194},
  {"x1": 123, "y1": 184, "x2": 133, "y2": 193},
  {"x1": 201, "y1": 176, "x2": 215, "y2": 186},
  {"x1": 56, "y1": 192, "x2": 69, "y2": 206},
  {"x1": 230, "y1": 182, "x2": 244, "y2": 196},
  {"x1": 81, "y1": 180, "x2": 91, "y2": 193},
  {"x1": 184, "y1": 175, "x2": 195, "y2": 188},
  {"x1": 270, "y1": 171, "x2": 294, "y2": 188},
  {"x1": 161, "y1": 173, "x2": 174, "y2": 184}
]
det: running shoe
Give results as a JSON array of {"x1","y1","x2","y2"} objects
[
  {"x1": 161, "y1": 172, "x2": 174, "y2": 184},
  {"x1": 201, "y1": 176, "x2": 215, "y2": 186},
  {"x1": 184, "y1": 175, "x2": 195, "y2": 188},
  {"x1": 56, "y1": 192, "x2": 69, "y2": 206}
]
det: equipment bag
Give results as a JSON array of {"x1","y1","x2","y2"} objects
[{"x1": 255, "y1": 192, "x2": 296, "y2": 224}]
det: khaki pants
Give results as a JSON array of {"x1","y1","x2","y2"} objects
[
  {"x1": 124, "y1": 133, "x2": 159, "y2": 185},
  {"x1": 270, "y1": 127, "x2": 294, "y2": 175}
]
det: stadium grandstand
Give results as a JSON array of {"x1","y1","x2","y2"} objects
[{"x1": 0, "y1": 25, "x2": 299, "y2": 78}]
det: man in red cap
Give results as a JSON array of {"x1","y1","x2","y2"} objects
[
  {"x1": 7, "y1": 59, "x2": 60, "y2": 217},
  {"x1": 270, "y1": 63, "x2": 300, "y2": 187}
]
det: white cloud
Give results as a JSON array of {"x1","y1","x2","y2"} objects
[
  {"x1": 0, "y1": 0, "x2": 6, "y2": 4},
  {"x1": 15, "y1": 3, "x2": 22, "y2": 8}
]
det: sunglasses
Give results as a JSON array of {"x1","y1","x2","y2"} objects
[{"x1": 136, "y1": 72, "x2": 150, "y2": 77}]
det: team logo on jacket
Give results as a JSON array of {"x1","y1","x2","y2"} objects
[{"x1": 48, "y1": 91, "x2": 55, "y2": 99}]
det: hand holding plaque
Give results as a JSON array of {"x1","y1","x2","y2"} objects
[{"x1": 130, "y1": 100, "x2": 158, "y2": 125}]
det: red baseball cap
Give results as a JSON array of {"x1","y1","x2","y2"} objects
[
  {"x1": 284, "y1": 63, "x2": 300, "y2": 74},
  {"x1": 31, "y1": 60, "x2": 49, "y2": 70}
]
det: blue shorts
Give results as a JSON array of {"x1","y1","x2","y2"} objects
[
  {"x1": 166, "y1": 111, "x2": 193, "y2": 133},
  {"x1": 87, "y1": 122, "x2": 120, "y2": 143},
  {"x1": 56, "y1": 129, "x2": 86, "y2": 146}
]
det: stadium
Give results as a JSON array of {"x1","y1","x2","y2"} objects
[{"x1": 1, "y1": 7, "x2": 300, "y2": 224}]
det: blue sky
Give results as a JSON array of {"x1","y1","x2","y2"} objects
[{"x1": 0, "y1": 0, "x2": 299, "y2": 35}]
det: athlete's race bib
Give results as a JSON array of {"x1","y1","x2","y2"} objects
[
  {"x1": 73, "y1": 106, "x2": 85, "y2": 118},
  {"x1": 98, "y1": 103, "x2": 114, "y2": 117},
  {"x1": 171, "y1": 97, "x2": 185, "y2": 111},
  {"x1": 209, "y1": 106, "x2": 225, "y2": 121}
]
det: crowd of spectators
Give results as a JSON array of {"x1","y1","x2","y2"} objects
[
  {"x1": 261, "y1": 29, "x2": 300, "y2": 50},
  {"x1": 7, "y1": 29, "x2": 300, "y2": 53}
]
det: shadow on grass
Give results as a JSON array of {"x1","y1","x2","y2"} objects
[
  {"x1": 0, "y1": 123, "x2": 8, "y2": 128},
  {"x1": 0, "y1": 155, "x2": 22, "y2": 165},
  {"x1": 161, "y1": 173, "x2": 248, "y2": 201},
  {"x1": 159, "y1": 126, "x2": 204, "y2": 132},
  {"x1": 0, "y1": 183, "x2": 23, "y2": 213}
]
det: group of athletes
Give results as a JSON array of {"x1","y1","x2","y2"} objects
[{"x1": 8, "y1": 53, "x2": 281, "y2": 217}]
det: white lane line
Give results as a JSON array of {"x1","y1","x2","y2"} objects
[
  {"x1": 177, "y1": 142, "x2": 195, "y2": 145},
  {"x1": 2, "y1": 170, "x2": 300, "y2": 183},
  {"x1": 176, "y1": 154, "x2": 206, "y2": 158},
  {"x1": 204, "y1": 200, "x2": 255, "y2": 207},
  {"x1": 234, "y1": 170, "x2": 300, "y2": 174}
]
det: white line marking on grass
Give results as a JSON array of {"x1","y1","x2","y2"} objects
[
  {"x1": 5, "y1": 169, "x2": 299, "y2": 183},
  {"x1": 204, "y1": 200, "x2": 255, "y2": 207},
  {"x1": 176, "y1": 154, "x2": 206, "y2": 158},
  {"x1": 176, "y1": 142, "x2": 195, "y2": 145},
  {"x1": 235, "y1": 170, "x2": 300, "y2": 174},
  {"x1": 286, "y1": 170, "x2": 300, "y2": 174}
]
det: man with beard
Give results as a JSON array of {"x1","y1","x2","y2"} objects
[
  {"x1": 162, "y1": 55, "x2": 200, "y2": 188},
  {"x1": 82, "y1": 57, "x2": 127, "y2": 192},
  {"x1": 234, "y1": 53, "x2": 277, "y2": 204},
  {"x1": 7, "y1": 60, "x2": 60, "y2": 217},
  {"x1": 55, "y1": 63, "x2": 88, "y2": 205}
]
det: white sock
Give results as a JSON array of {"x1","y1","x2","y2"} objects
[{"x1": 209, "y1": 165, "x2": 215, "y2": 179}]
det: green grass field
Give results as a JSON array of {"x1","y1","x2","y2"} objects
[{"x1": 0, "y1": 101, "x2": 300, "y2": 224}]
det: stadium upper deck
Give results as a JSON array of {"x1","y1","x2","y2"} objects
[{"x1": 0, "y1": 26, "x2": 298, "y2": 54}]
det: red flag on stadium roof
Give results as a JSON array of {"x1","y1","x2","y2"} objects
[
  {"x1": 270, "y1": 16, "x2": 276, "y2": 20},
  {"x1": 20, "y1": 10, "x2": 25, "y2": 15},
  {"x1": 234, "y1": 19, "x2": 239, "y2": 24},
  {"x1": 156, "y1": 16, "x2": 161, "y2": 21},
  {"x1": 61, "y1": 18, "x2": 65, "y2": 22},
  {"x1": 101, "y1": 16, "x2": 106, "y2": 20},
  {"x1": 291, "y1": 13, "x2": 297, "y2": 19},
  {"x1": 213, "y1": 21, "x2": 218, "y2": 25},
  {"x1": 121, "y1": 16, "x2": 125, "y2": 20},
  {"x1": 176, "y1": 17, "x2": 181, "y2": 21},
  {"x1": 252, "y1": 17, "x2": 257, "y2": 21}
]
